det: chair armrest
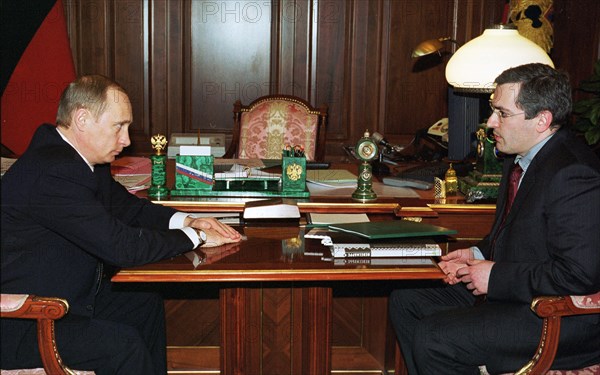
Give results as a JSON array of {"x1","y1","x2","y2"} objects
[
  {"x1": 1, "y1": 293, "x2": 72, "y2": 375},
  {"x1": 516, "y1": 292, "x2": 600, "y2": 375},
  {"x1": 531, "y1": 291, "x2": 600, "y2": 318},
  {"x1": 1, "y1": 294, "x2": 69, "y2": 319}
]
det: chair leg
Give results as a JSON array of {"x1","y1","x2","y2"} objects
[{"x1": 37, "y1": 319, "x2": 72, "y2": 375}]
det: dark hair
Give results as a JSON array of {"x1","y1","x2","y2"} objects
[
  {"x1": 56, "y1": 75, "x2": 127, "y2": 128},
  {"x1": 494, "y1": 63, "x2": 571, "y2": 129}
]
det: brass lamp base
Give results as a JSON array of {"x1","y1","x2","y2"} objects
[
  {"x1": 460, "y1": 126, "x2": 503, "y2": 202},
  {"x1": 459, "y1": 171, "x2": 500, "y2": 203}
]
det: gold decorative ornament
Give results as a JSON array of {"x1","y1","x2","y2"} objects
[
  {"x1": 286, "y1": 163, "x2": 303, "y2": 181},
  {"x1": 509, "y1": 0, "x2": 554, "y2": 53},
  {"x1": 444, "y1": 163, "x2": 458, "y2": 195},
  {"x1": 151, "y1": 134, "x2": 168, "y2": 155},
  {"x1": 476, "y1": 128, "x2": 487, "y2": 158}
]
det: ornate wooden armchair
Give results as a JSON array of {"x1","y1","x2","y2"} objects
[
  {"x1": 1, "y1": 294, "x2": 94, "y2": 375},
  {"x1": 479, "y1": 292, "x2": 600, "y2": 375},
  {"x1": 223, "y1": 95, "x2": 328, "y2": 161}
]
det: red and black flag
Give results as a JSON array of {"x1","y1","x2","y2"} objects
[{"x1": 1, "y1": 0, "x2": 76, "y2": 156}]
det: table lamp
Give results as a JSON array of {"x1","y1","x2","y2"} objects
[{"x1": 445, "y1": 24, "x2": 554, "y2": 92}]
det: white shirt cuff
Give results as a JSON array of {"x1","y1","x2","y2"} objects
[
  {"x1": 169, "y1": 212, "x2": 190, "y2": 229},
  {"x1": 170, "y1": 213, "x2": 200, "y2": 247},
  {"x1": 181, "y1": 226, "x2": 201, "y2": 248},
  {"x1": 471, "y1": 246, "x2": 485, "y2": 260}
]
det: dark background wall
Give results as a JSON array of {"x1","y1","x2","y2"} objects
[{"x1": 63, "y1": 0, "x2": 600, "y2": 160}]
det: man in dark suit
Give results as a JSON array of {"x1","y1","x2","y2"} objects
[
  {"x1": 389, "y1": 63, "x2": 600, "y2": 374},
  {"x1": 1, "y1": 75, "x2": 242, "y2": 374}
]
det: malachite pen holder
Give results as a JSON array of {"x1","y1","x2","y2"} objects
[{"x1": 281, "y1": 156, "x2": 307, "y2": 192}]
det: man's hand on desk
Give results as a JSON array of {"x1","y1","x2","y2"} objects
[
  {"x1": 185, "y1": 216, "x2": 242, "y2": 247},
  {"x1": 201, "y1": 227, "x2": 244, "y2": 247}
]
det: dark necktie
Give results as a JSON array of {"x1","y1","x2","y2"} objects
[
  {"x1": 489, "y1": 162, "x2": 523, "y2": 261},
  {"x1": 505, "y1": 162, "x2": 523, "y2": 216}
]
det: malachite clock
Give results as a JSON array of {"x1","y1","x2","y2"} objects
[{"x1": 352, "y1": 131, "x2": 378, "y2": 202}]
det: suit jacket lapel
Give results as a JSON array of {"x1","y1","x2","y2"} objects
[{"x1": 499, "y1": 130, "x2": 566, "y2": 227}]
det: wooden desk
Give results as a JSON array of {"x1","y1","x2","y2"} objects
[
  {"x1": 113, "y1": 225, "x2": 444, "y2": 374},
  {"x1": 121, "y1": 161, "x2": 496, "y2": 373}
]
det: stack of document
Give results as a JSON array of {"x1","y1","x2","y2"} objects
[
  {"x1": 306, "y1": 213, "x2": 369, "y2": 226},
  {"x1": 111, "y1": 156, "x2": 151, "y2": 193},
  {"x1": 306, "y1": 169, "x2": 357, "y2": 187},
  {"x1": 330, "y1": 242, "x2": 442, "y2": 258},
  {"x1": 305, "y1": 220, "x2": 457, "y2": 258}
]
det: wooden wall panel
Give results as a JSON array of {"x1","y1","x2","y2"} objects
[
  {"x1": 384, "y1": 1, "x2": 453, "y2": 142},
  {"x1": 147, "y1": 1, "x2": 186, "y2": 148},
  {"x1": 314, "y1": 0, "x2": 350, "y2": 151},
  {"x1": 190, "y1": 0, "x2": 271, "y2": 134},
  {"x1": 113, "y1": 1, "x2": 147, "y2": 154},
  {"x1": 552, "y1": 0, "x2": 600, "y2": 102},
  {"x1": 64, "y1": 0, "x2": 600, "y2": 158}
]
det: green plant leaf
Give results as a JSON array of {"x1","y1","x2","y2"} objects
[
  {"x1": 573, "y1": 98, "x2": 598, "y2": 114},
  {"x1": 594, "y1": 59, "x2": 600, "y2": 77},
  {"x1": 580, "y1": 80, "x2": 600, "y2": 93},
  {"x1": 573, "y1": 117, "x2": 592, "y2": 132},
  {"x1": 591, "y1": 104, "x2": 600, "y2": 126},
  {"x1": 573, "y1": 60, "x2": 600, "y2": 146},
  {"x1": 585, "y1": 127, "x2": 600, "y2": 145}
]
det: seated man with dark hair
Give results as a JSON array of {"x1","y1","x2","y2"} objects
[
  {"x1": 389, "y1": 63, "x2": 600, "y2": 374},
  {"x1": 1, "y1": 75, "x2": 242, "y2": 374}
]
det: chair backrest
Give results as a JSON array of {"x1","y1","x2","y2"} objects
[{"x1": 224, "y1": 95, "x2": 328, "y2": 161}]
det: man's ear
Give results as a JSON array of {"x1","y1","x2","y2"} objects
[
  {"x1": 73, "y1": 108, "x2": 89, "y2": 131},
  {"x1": 535, "y1": 110, "x2": 553, "y2": 133}
]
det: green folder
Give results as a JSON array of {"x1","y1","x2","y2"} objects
[{"x1": 328, "y1": 220, "x2": 457, "y2": 239}]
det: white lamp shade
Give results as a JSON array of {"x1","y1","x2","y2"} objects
[{"x1": 445, "y1": 27, "x2": 554, "y2": 92}]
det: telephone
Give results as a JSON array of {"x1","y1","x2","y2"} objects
[
  {"x1": 409, "y1": 118, "x2": 448, "y2": 162},
  {"x1": 428, "y1": 118, "x2": 449, "y2": 142}
]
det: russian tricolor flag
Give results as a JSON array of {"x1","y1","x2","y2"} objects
[
  {"x1": 1, "y1": 0, "x2": 76, "y2": 156},
  {"x1": 176, "y1": 163, "x2": 214, "y2": 185}
]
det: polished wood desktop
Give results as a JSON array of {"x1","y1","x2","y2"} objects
[
  {"x1": 113, "y1": 226, "x2": 443, "y2": 283},
  {"x1": 115, "y1": 161, "x2": 496, "y2": 374}
]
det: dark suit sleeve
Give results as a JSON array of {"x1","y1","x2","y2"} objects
[
  {"x1": 27, "y1": 161, "x2": 194, "y2": 267},
  {"x1": 488, "y1": 163, "x2": 600, "y2": 303},
  {"x1": 95, "y1": 163, "x2": 180, "y2": 230}
]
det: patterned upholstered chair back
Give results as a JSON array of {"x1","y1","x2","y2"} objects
[{"x1": 224, "y1": 95, "x2": 328, "y2": 161}]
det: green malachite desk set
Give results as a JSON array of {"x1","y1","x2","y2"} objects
[{"x1": 151, "y1": 134, "x2": 310, "y2": 198}]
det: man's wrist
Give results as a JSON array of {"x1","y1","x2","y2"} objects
[{"x1": 194, "y1": 228, "x2": 207, "y2": 245}]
